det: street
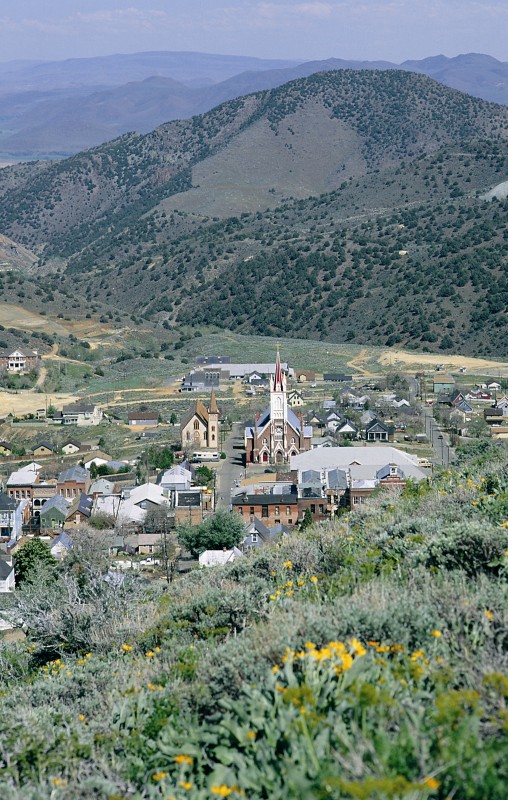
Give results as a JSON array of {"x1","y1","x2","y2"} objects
[
  {"x1": 423, "y1": 407, "x2": 454, "y2": 467},
  {"x1": 214, "y1": 421, "x2": 245, "y2": 508}
]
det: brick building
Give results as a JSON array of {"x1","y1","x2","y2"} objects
[{"x1": 245, "y1": 351, "x2": 312, "y2": 465}]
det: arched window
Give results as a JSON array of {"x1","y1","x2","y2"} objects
[{"x1": 194, "y1": 420, "x2": 200, "y2": 430}]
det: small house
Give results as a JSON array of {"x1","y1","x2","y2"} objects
[
  {"x1": 33, "y1": 442, "x2": 56, "y2": 458},
  {"x1": 128, "y1": 411, "x2": 159, "y2": 427},
  {"x1": 0, "y1": 557, "x2": 15, "y2": 592},
  {"x1": 40, "y1": 495, "x2": 70, "y2": 530}
]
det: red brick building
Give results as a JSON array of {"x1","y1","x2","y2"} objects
[{"x1": 245, "y1": 351, "x2": 312, "y2": 465}]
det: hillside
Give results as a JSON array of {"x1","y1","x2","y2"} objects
[
  {"x1": 1, "y1": 52, "x2": 508, "y2": 158},
  {"x1": 0, "y1": 70, "x2": 508, "y2": 355},
  {"x1": 1, "y1": 441, "x2": 507, "y2": 798}
]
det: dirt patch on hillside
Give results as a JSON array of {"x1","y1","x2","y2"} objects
[
  {"x1": 0, "y1": 391, "x2": 80, "y2": 418},
  {"x1": 0, "y1": 304, "x2": 69, "y2": 336},
  {"x1": 378, "y1": 349, "x2": 508, "y2": 374}
]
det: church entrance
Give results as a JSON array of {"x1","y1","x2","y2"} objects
[
  {"x1": 275, "y1": 451, "x2": 284, "y2": 464},
  {"x1": 262, "y1": 452, "x2": 268, "y2": 463}
]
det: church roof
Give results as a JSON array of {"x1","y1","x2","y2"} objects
[{"x1": 273, "y1": 349, "x2": 284, "y2": 391}]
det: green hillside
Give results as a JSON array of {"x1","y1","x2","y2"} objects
[
  {"x1": 1, "y1": 440, "x2": 508, "y2": 798},
  {"x1": 0, "y1": 70, "x2": 507, "y2": 354}
]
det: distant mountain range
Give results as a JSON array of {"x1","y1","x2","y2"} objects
[
  {"x1": 0, "y1": 51, "x2": 507, "y2": 158},
  {"x1": 1, "y1": 69, "x2": 507, "y2": 356}
]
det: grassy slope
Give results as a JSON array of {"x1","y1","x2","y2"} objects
[{"x1": 1, "y1": 441, "x2": 508, "y2": 798}]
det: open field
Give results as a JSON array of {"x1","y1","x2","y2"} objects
[
  {"x1": 378, "y1": 349, "x2": 508, "y2": 375},
  {"x1": 0, "y1": 390, "x2": 79, "y2": 418}
]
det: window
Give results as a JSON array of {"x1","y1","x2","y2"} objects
[
  {"x1": 251, "y1": 533, "x2": 258, "y2": 543},
  {"x1": 319, "y1": 504, "x2": 324, "y2": 514},
  {"x1": 237, "y1": 507, "x2": 243, "y2": 515},
  {"x1": 286, "y1": 507, "x2": 291, "y2": 515},
  {"x1": 211, "y1": 434, "x2": 215, "y2": 441},
  {"x1": 288, "y1": 519, "x2": 292, "y2": 524},
  {"x1": 262, "y1": 507, "x2": 268, "y2": 518},
  {"x1": 310, "y1": 504, "x2": 316, "y2": 514},
  {"x1": 275, "y1": 506, "x2": 279, "y2": 515},
  {"x1": 275, "y1": 426, "x2": 283, "y2": 440},
  {"x1": 250, "y1": 507, "x2": 254, "y2": 515},
  {"x1": 194, "y1": 421, "x2": 200, "y2": 430},
  {"x1": 353, "y1": 496, "x2": 359, "y2": 504}
]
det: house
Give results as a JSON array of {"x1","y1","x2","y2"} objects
[
  {"x1": 199, "y1": 548, "x2": 243, "y2": 568},
  {"x1": 245, "y1": 351, "x2": 312, "y2": 465},
  {"x1": 291, "y1": 446, "x2": 429, "y2": 511},
  {"x1": 432, "y1": 375, "x2": 455, "y2": 394},
  {"x1": 365, "y1": 419, "x2": 395, "y2": 442},
  {"x1": 50, "y1": 531, "x2": 73, "y2": 560},
  {"x1": 180, "y1": 388, "x2": 220, "y2": 452},
  {"x1": 484, "y1": 407, "x2": 504, "y2": 425},
  {"x1": 6, "y1": 462, "x2": 41, "y2": 502},
  {"x1": 0, "y1": 493, "x2": 30, "y2": 540},
  {"x1": 0, "y1": 348, "x2": 39, "y2": 373},
  {"x1": 90, "y1": 478, "x2": 115, "y2": 497},
  {"x1": 232, "y1": 493, "x2": 299, "y2": 527},
  {"x1": 296, "y1": 370, "x2": 316, "y2": 383},
  {"x1": 0, "y1": 441, "x2": 12, "y2": 456},
  {"x1": 57, "y1": 465, "x2": 91, "y2": 499},
  {"x1": 61, "y1": 439, "x2": 83, "y2": 455},
  {"x1": 180, "y1": 371, "x2": 221, "y2": 392},
  {"x1": 173, "y1": 489, "x2": 214, "y2": 525},
  {"x1": 336, "y1": 419, "x2": 358, "y2": 439},
  {"x1": 242, "y1": 517, "x2": 281, "y2": 551},
  {"x1": 40, "y1": 495, "x2": 70, "y2": 530},
  {"x1": 60, "y1": 403, "x2": 103, "y2": 426},
  {"x1": 94, "y1": 483, "x2": 171, "y2": 527},
  {"x1": 195, "y1": 356, "x2": 231, "y2": 365},
  {"x1": 66, "y1": 493, "x2": 93, "y2": 525},
  {"x1": 82, "y1": 451, "x2": 113, "y2": 470},
  {"x1": 157, "y1": 465, "x2": 192, "y2": 492},
  {"x1": 288, "y1": 389, "x2": 305, "y2": 408},
  {"x1": 0, "y1": 557, "x2": 15, "y2": 592},
  {"x1": 32, "y1": 482, "x2": 58, "y2": 518},
  {"x1": 322, "y1": 400, "x2": 337, "y2": 411},
  {"x1": 488, "y1": 382, "x2": 502, "y2": 391},
  {"x1": 128, "y1": 410, "x2": 159, "y2": 427},
  {"x1": 33, "y1": 442, "x2": 55, "y2": 458}
]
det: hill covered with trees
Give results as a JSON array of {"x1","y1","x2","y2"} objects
[{"x1": 0, "y1": 70, "x2": 507, "y2": 354}]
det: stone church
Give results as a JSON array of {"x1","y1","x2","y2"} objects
[
  {"x1": 245, "y1": 352, "x2": 312, "y2": 465},
  {"x1": 180, "y1": 389, "x2": 220, "y2": 451}
]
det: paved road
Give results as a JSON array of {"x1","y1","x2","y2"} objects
[
  {"x1": 215, "y1": 422, "x2": 245, "y2": 509},
  {"x1": 423, "y1": 408, "x2": 454, "y2": 467}
]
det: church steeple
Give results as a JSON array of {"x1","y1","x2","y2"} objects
[
  {"x1": 209, "y1": 386, "x2": 218, "y2": 414},
  {"x1": 273, "y1": 347, "x2": 284, "y2": 392}
]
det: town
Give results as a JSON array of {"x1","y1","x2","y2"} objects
[{"x1": 1, "y1": 343, "x2": 507, "y2": 594}]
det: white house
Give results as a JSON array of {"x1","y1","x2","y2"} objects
[
  {"x1": 0, "y1": 556, "x2": 15, "y2": 592},
  {"x1": 199, "y1": 548, "x2": 243, "y2": 568}
]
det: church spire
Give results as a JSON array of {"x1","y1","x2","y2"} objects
[
  {"x1": 209, "y1": 386, "x2": 218, "y2": 414},
  {"x1": 273, "y1": 347, "x2": 284, "y2": 392}
]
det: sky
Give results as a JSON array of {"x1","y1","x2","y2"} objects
[{"x1": 0, "y1": 0, "x2": 507, "y2": 64}]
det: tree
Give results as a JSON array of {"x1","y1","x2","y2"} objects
[
  {"x1": 177, "y1": 510, "x2": 245, "y2": 555},
  {"x1": 194, "y1": 465, "x2": 214, "y2": 486},
  {"x1": 146, "y1": 445, "x2": 174, "y2": 470},
  {"x1": 170, "y1": 412, "x2": 177, "y2": 425},
  {"x1": 300, "y1": 507, "x2": 313, "y2": 530},
  {"x1": 14, "y1": 538, "x2": 55, "y2": 584}
]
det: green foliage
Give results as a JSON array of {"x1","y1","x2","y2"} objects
[
  {"x1": 146, "y1": 445, "x2": 174, "y2": 470},
  {"x1": 177, "y1": 510, "x2": 245, "y2": 555},
  {"x1": 194, "y1": 465, "x2": 214, "y2": 486},
  {"x1": 14, "y1": 539, "x2": 55, "y2": 584}
]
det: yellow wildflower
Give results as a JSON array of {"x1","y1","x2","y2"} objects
[
  {"x1": 152, "y1": 772, "x2": 168, "y2": 781},
  {"x1": 145, "y1": 651, "x2": 155, "y2": 658},
  {"x1": 246, "y1": 731, "x2": 256, "y2": 740},
  {"x1": 269, "y1": 594, "x2": 276, "y2": 601},
  {"x1": 51, "y1": 777, "x2": 66, "y2": 787},
  {"x1": 349, "y1": 638, "x2": 366, "y2": 657},
  {"x1": 78, "y1": 714, "x2": 86, "y2": 722},
  {"x1": 122, "y1": 644, "x2": 133, "y2": 652},
  {"x1": 422, "y1": 776, "x2": 440, "y2": 790},
  {"x1": 431, "y1": 629, "x2": 442, "y2": 637},
  {"x1": 174, "y1": 754, "x2": 193, "y2": 765},
  {"x1": 179, "y1": 781, "x2": 193, "y2": 790},
  {"x1": 283, "y1": 560, "x2": 293, "y2": 570},
  {"x1": 211, "y1": 786, "x2": 234, "y2": 797},
  {"x1": 310, "y1": 576, "x2": 318, "y2": 584},
  {"x1": 485, "y1": 609, "x2": 494, "y2": 622}
]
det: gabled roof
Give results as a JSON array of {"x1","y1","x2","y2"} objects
[
  {"x1": 0, "y1": 557, "x2": 14, "y2": 580},
  {"x1": 62, "y1": 403, "x2": 97, "y2": 414},
  {"x1": 41, "y1": 495, "x2": 70, "y2": 516},
  {"x1": 50, "y1": 531, "x2": 72, "y2": 551},
  {"x1": 34, "y1": 441, "x2": 54, "y2": 451},
  {"x1": 67, "y1": 493, "x2": 93, "y2": 518},
  {"x1": 0, "y1": 492, "x2": 18, "y2": 511},
  {"x1": 128, "y1": 410, "x2": 159, "y2": 420},
  {"x1": 58, "y1": 465, "x2": 89, "y2": 483}
]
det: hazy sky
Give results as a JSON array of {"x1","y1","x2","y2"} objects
[{"x1": 1, "y1": 0, "x2": 506, "y2": 64}]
